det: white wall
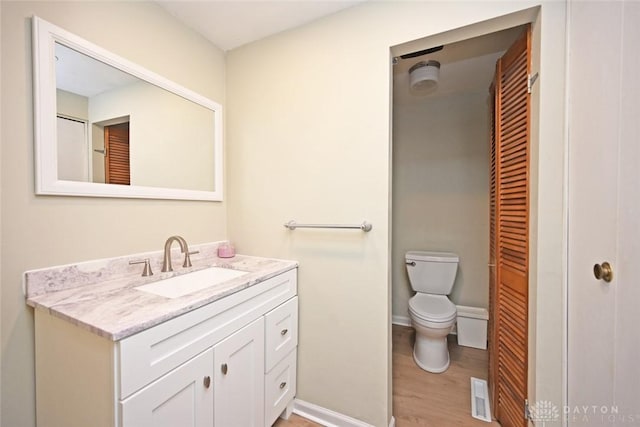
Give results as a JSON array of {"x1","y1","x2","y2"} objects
[
  {"x1": 392, "y1": 91, "x2": 490, "y2": 321},
  {"x1": 226, "y1": 2, "x2": 566, "y2": 426},
  {"x1": 0, "y1": 3, "x2": 226, "y2": 426}
]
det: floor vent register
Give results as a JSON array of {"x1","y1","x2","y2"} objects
[{"x1": 470, "y1": 377, "x2": 492, "y2": 422}]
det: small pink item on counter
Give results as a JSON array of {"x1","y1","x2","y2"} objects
[{"x1": 217, "y1": 243, "x2": 236, "y2": 258}]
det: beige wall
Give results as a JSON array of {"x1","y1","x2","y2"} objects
[
  {"x1": 0, "y1": 2, "x2": 226, "y2": 426},
  {"x1": 56, "y1": 89, "x2": 88, "y2": 120},
  {"x1": 392, "y1": 91, "x2": 490, "y2": 321},
  {"x1": 226, "y1": 2, "x2": 566, "y2": 426}
]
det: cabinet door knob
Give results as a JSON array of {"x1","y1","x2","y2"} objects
[
  {"x1": 593, "y1": 262, "x2": 613, "y2": 283},
  {"x1": 280, "y1": 329, "x2": 288, "y2": 336},
  {"x1": 221, "y1": 363, "x2": 228, "y2": 375},
  {"x1": 203, "y1": 376, "x2": 211, "y2": 389},
  {"x1": 279, "y1": 382, "x2": 287, "y2": 389}
]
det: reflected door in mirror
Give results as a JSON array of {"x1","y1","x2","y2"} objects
[
  {"x1": 105, "y1": 122, "x2": 130, "y2": 185},
  {"x1": 57, "y1": 116, "x2": 89, "y2": 182}
]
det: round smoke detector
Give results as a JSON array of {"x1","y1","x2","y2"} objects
[{"x1": 409, "y1": 60, "x2": 440, "y2": 93}]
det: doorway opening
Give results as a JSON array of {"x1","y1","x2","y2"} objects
[{"x1": 391, "y1": 21, "x2": 531, "y2": 427}]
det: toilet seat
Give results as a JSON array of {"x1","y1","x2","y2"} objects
[{"x1": 409, "y1": 294, "x2": 456, "y2": 323}]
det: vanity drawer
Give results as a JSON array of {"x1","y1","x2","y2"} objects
[
  {"x1": 265, "y1": 348, "x2": 297, "y2": 427},
  {"x1": 118, "y1": 269, "x2": 297, "y2": 399},
  {"x1": 264, "y1": 296, "x2": 298, "y2": 372}
]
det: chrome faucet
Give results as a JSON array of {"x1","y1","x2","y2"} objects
[{"x1": 161, "y1": 235, "x2": 198, "y2": 272}]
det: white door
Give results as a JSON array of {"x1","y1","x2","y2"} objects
[
  {"x1": 120, "y1": 348, "x2": 214, "y2": 427},
  {"x1": 568, "y1": 0, "x2": 640, "y2": 424},
  {"x1": 56, "y1": 116, "x2": 89, "y2": 181},
  {"x1": 214, "y1": 317, "x2": 265, "y2": 427}
]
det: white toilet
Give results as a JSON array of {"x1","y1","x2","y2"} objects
[{"x1": 405, "y1": 250, "x2": 459, "y2": 373}]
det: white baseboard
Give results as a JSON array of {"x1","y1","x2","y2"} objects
[
  {"x1": 391, "y1": 315, "x2": 411, "y2": 326},
  {"x1": 293, "y1": 399, "x2": 388, "y2": 427}
]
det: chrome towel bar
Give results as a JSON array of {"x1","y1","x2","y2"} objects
[{"x1": 284, "y1": 220, "x2": 372, "y2": 232}]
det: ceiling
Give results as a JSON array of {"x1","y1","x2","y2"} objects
[
  {"x1": 154, "y1": 2, "x2": 524, "y2": 104},
  {"x1": 157, "y1": 0, "x2": 365, "y2": 51},
  {"x1": 56, "y1": 43, "x2": 139, "y2": 97},
  {"x1": 393, "y1": 26, "x2": 525, "y2": 105}
]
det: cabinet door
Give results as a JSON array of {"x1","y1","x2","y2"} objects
[
  {"x1": 214, "y1": 317, "x2": 265, "y2": 427},
  {"x1": 120, "y1": 348, "x2": 213, "y2": 427}
]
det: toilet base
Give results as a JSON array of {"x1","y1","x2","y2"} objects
[
  {"x1": 411, "y1": 322, "x2": 453, "y2": 373},
  {"x1": 413, "y1": 345, "x2": 450, "y2": 373}
]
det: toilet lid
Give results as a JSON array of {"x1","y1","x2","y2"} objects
[{"x1": 409, "y1": 294, "x2": 456, "y2": 322}]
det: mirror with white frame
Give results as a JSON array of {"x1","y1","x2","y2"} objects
[{"x1": 32, "y1": 16, "x2": 223, "y2": 201}]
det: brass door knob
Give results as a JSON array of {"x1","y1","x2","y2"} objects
[
  {"x1": 593, "y1": 262, "x2": 613, "y2": 283},
  {"x1": 221, "y1": 363, "x2": 228, "y2": 375},
  {"x1": 203, "y1": 376, "x2": 211, "y2": 389}
]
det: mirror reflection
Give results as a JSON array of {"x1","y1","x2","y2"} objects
[{"x1": 55, "y1": 42, "x2": 216, "y2": 192}]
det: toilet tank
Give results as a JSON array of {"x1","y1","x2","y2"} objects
[{"x1": 405, "y1": 251, "x2": 459, "y2": 295}]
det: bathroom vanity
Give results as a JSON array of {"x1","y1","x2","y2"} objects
[{"x1": 25, "y1": 244, "x2": 298, "y2": 427}]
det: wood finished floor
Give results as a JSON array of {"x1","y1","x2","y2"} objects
[
  {"x1": 273, "y1": 414, "x2": 322, "y2": 427},
  {"x1": 392, "y1": 325, "x2": 500, "y2": 427},
  {"x1": 274, "y1": 325, "x2": 499, "y2": 427}
]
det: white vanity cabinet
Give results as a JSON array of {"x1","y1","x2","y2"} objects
[{"x1": 33, "y1": 268, "x2": 298, "y2": 427}]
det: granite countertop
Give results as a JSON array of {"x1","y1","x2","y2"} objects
[{"x1": 25, "y1": 243, "x2": 297, "y2": 341}]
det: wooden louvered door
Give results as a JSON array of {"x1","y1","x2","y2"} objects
[
  {"x1": 105, "y1": 122, "x2": 130, "y2": 185},
  {"x1": 490, "y1": 26, "x2": 531, "y2": 427}
]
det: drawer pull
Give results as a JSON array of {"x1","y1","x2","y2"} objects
[
  {"x1": 203, "y1": 376, "x2": 211, "y2": 389},
  {"x1": 281, "y1": 329, "x2": 288, "y2": 336},
  {"x1": 221, "y1": 363, "x2": 228, "y2": 375},
  {"x1": 279, "y1": 381, "x2": 287, "y2": 389}
]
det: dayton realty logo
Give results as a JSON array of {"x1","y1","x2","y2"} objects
[{"x1": 530, "y1": 401, "x2": 638, "y2": 425}]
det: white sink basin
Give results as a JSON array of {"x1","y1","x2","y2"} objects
[{"x1": 135, "y1": 267, "x2": 249, "y2": 299}]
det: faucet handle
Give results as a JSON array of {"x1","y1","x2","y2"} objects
[
  {"x1": 130, "y1": 259, "x2": 153, "y2": 277},
  {"x1": 183, "y1": 250, "x2": 200, "y2": 268}
]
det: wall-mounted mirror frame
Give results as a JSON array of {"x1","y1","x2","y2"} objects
[{"x1": 32, "y1": 16, "x2": 223, "y2": 201}]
